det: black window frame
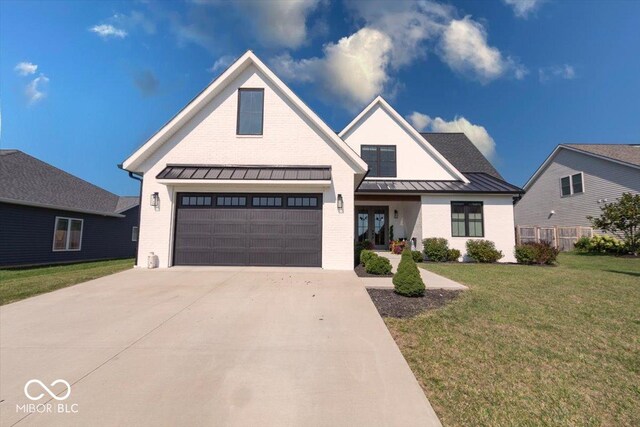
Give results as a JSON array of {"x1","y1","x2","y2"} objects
[
  {"x1": 177, "y1": 193, "x2": 321, "y2": 210},
  {"x1": 450, "y1": 202, "x2": 484, "y2": 238},
  {"x1": 236, "y1": 88, "x2": 264, "y2": 136},
  {"x1": 361, "y1": 145, "x2": 397, "y2": 178}
]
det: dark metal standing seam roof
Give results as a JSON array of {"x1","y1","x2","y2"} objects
[
  {"x1": 357, "y1": 173, "x2": 523, "y2": 194},
  {"x1": 156, "y1": 165, "x2": 332, "y2": 180}
]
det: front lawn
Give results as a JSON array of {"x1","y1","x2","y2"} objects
[
  {"x1": 0, "y1": 259, "x2": 134, "y2": 305},
  {"x1": 385, "y1": 253, "x2": 640, "y2": 426}
]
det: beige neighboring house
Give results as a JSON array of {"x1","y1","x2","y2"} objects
[
  {"x1": 121, "y1": 51, "x2": 523, "y2": 269},
  {"x1": 515, "y1": 144, "x2": 640, "y2": 237}
]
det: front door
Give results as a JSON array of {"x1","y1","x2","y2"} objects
[{"x1": 355, "y1": 207, "x2": 389, "y2": 249}]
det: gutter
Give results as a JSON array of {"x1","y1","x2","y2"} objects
[{"x1": 118, "y1": 164, "x2": 143, "y2": 265}]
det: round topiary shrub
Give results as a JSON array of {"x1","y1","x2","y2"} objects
[
  {"x1": 365, "y1": 256, "x2": 392, "y2": 275},
  {"x1": 422, "y1": 238, "x2": 449, "y2": 262},
  {"x1": 447, "y1": 248, "x2": 461, "y2": 262},
  {"x1": 393, "y1": 248, "x2": 426, "y2": 297},
  {"x1": 411, "y1": 250, "x2": 423, "y2": 263},
  {"x1": 466, "y1": 239, "x2": 503, "y2": 263},
  {"x1": 360, "y1": 249, "x2": 377, "y2": 266}
]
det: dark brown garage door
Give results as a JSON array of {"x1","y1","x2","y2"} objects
[{"x1": 173, "y1": 193, "x2": 322, "y2": 267}]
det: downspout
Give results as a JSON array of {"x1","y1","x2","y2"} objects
[{"x1": 118, "y1": 164, "x2": 143, "y2": 266}]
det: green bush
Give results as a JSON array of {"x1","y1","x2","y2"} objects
[
  {"x1": 422, "y1": 238, "x2": 449, "y2": 262},
  {"x1": 447, "y1": 248, "x2": 461, "y2": 262},
  {"x1": 393, "y1": 248, "x2": 426, "y2": 297},
  {"x1": 575, "y1": 234, "x2": 627, "y2": 254},
  {"x1": 574, "y1": 236, "x2": 591, "y2": 252},
  {"x1": 365, "y1": 256, "x2": 392, "y2": 275},
  {"x1": 360, "y1": 249, "x2": 377, "y2": 266},
  {"x1": 411, "y1": 250, "x2": 424, "y2": 263},
  {"x1": 466, "y1": 239, "x2": 503, "y2": 263},
  {"x1": 515, "y1": 241, "x2": 559, "y2": 265}
]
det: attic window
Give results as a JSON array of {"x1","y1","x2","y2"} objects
[
  {"x1": 237, "y1": 88, "x2": 264, "y2": 135},
  {"x1": 561, "y1": 172, "x2": 584, "y2": 197},
  {"x1": 361, "y1": 145, "x2": 396, "y2": 177}
]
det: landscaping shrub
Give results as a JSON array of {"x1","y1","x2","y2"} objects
[
  {"x1": 411, "y1": 250, "x2": 424, "y2": 263},
  {"x1": 515, "y1": 241, "x2": 559, "y2": 265},
  {"x1": 447, "y1": 248, "x2": 461, "y2": 262},
  {"x1": 361, "y1": 240, "x2": 374, "y2": 250},
  {"x1": 422, "y1": 238, "x2": 449, "y2": 262},
  {"x1": 389, "y1": 240, "x2": 407, "y2": 255},
  {"x1": 360, "y1": 249, "x2": 377, "y2": 266},
  {"x1": 574, "y1": 236, "x2": 591, "y2": 252},
  {"x1": 574, "y1": 234, "x2": 627, "y2": 254},
  {"x1": 365, "y1": 256, "x2": 392, "y2": 275},
  {"x1": 393, "y1": 248, "x2": 426, "y2": 297},
  {"x1": 466, "y1": 239, "x2": 504, "y2": 263}
]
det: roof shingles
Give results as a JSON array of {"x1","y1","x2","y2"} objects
[{"x1": 563, "y1": 144, "x2": 640, "y2": 167}]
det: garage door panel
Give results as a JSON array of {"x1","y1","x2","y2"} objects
[{"x1": 174, "y1": 193, "x2": 322, "y2": 267}]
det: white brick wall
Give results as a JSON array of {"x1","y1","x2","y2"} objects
[
  {"x1": 342, "y1": 104, "x2": 459, "y2": 181},
  {"x1": 421, "y1": 194, "x2": 517, "y2": 263},
  {"x1": 136, "y1": 65, "x2": 356, "y2": 270}
]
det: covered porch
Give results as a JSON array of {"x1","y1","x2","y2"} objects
[{"x1": 355, "y1": 194, "x2": 423, "y2": 251}]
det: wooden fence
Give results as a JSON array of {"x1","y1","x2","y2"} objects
[{"x1": 516, "y1": 226, "x2": 593, "y2": 251}]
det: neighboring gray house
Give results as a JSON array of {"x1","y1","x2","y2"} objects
[
  {"x1": 515, "y1": 144, "x2": 640, "y2": 240},
  {"x1": 0, "y1": 150, "x2": 140, "y2": 267}
]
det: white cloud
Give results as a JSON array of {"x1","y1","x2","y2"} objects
[
  {"x1": 238, "y1": 0, "x2": 323, "y2": 48},
  {"x1": 273, "y1": 27, "x2": 393, "y2": 109},
  {"x1": 275, "y1": 1, "x2": 526, "y2": 108},
  {"x1": 539, "y1": 64, "x2": 576, "y2": 82},
  {"x1": 208, "y1": 55, "x2": 235, "y2": 73},
  {"x1": 439, "y1": 17, "x2": 526, "y2": 83},
  {"x1": 14, "y1": 62, "x2": 38, "y2": 76},
  {"x1": 502, "y1": 0, "x2": 545, "y2": 18},
  {"x1": 408, "y1": 112, "x2": 497, "y2": 160},
  {"x1": 90, "y1": 24, "x2": 128, "y2": 39},
  {"x1": 25, "y1": 74, "x2": 49, "y2": 105}
]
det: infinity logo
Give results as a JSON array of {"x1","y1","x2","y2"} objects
[{"x1": 24, "y1": 379, "x2": 71, "y2": 401}]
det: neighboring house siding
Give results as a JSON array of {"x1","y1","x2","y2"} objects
[
  {"x1": 136, "y1": 65, "x2": 356, "y2": 270},
  {"x1": 422, "y1": 194, "x2": 517, "y2": 263},
  {"x1": 515, "y1": 149, "x2": 640, "y2": 228},
  {"x1": 342, "y1": 104, "x2": 459, "y2": 181},
  {"x1": 0, "y1": 203, "x2": 139, "y2": 267}
]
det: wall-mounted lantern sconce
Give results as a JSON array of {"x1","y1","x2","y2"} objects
[
  {"x1": 394, "y1": 209, "x2": 399, "y2": 219},
  {"x1": 150, "y1": 192, "x2": 159, "y2": 208},
  {"x1": 337, "y1": 194, "x2": 344, "y2": 211}
]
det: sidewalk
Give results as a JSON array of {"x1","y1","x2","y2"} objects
[{"x1": 360, "y1": 252, "x2": 468, "y2": 290}]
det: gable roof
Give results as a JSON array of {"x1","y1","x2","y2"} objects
[
  {"x1": 523, "y1": 143, "x2": 640, "y2": 190},
  {"x1": 0, "y1": 150, "x2": 139, "y2": 217},
  {"x1": 121, "y1": 50, "x2": 368, "y2": 175},
  {"x1": 563, "y1": 144, "x2": 640, "y2": 167},
  {"x1": 338, "y1": 96, "x2": 469, "y2": 183},
  {"x1": 421, "y1": 133, "x2": 503, "y2": 180}
]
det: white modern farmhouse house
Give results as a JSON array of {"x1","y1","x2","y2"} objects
[{"x1": 121, "y1": 51, "x2": 523, "y2": 269}]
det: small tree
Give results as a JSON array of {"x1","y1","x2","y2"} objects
[{"x1": 588, "y1": 192, "x2": 640, "y2": 254}]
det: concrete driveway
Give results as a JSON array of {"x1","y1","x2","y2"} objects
[{"x1": 0, "y1": 268, "x2": 440, "y2": 427}]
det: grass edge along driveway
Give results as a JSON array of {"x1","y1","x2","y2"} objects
[
  {"x1": 385, "y1": 253, "x2": 640, "y2": 427},
  {"x1": 0, "y1": 258, "x2": 134, "y2": 305}
]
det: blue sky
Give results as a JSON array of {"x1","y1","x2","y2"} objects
[{"x1": 2, "y1": 0, "x2": 639, "y2": 195}]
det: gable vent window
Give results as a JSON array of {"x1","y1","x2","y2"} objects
[
  {"x1": 53, "y1": 217, "x2": 83, "y2": 251},
  {"x1": 561, "y1": 173, "x2": 584, "y2": 197},
  {"x1": 237, "y1": 88, "x2": 264, "y2": 135},
  {"x1": 361, "y1": 145, "x2": 396, "y2": 177}
]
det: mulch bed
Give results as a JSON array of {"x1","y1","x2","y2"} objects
[
  {"x1": 367, "y1": 288, "x2": 462, "y2": 318},
  {"x1": 354, "y1": 263, "x2": 393, "y2": 277}
]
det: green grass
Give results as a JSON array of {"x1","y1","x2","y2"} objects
[
  {"x1": 0, "y1": 259, "x2": 134, "y2": 305},
  {"x1": 385, "y1": 253, "x2": 640, "y2": 426}
]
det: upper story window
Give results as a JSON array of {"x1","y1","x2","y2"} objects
[
  {"x1": 451, "y1": 202, "x2": 483, "y2": 237},
  {"x1": 560, "y1": 172, "x2": 584, "y2": 197},
  {"x1": 237, "y1": 88, "x2": 264, "y2": 135},
  {"x1": 53, "y1": 217, "x2": 83, "y2": 251},
  {"x1": 361, "y1": 145, "x2": 396, "y2": 177}
]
